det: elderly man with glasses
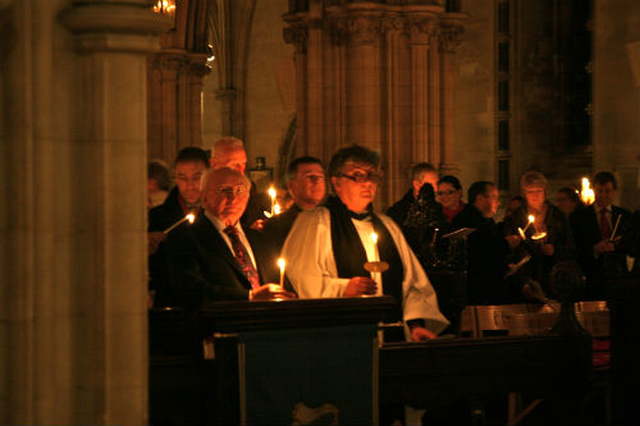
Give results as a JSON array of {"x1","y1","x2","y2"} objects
[
  {"x1": 164, "y1": 167, "x2": 295, "y2": 307},
  {"x1": 282, "y1": 145, "x2": 448, "y2": 342}
]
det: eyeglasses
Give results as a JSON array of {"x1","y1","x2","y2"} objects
[
  {"x1": 436, "y1": 190, "x2": 457, "y2": 196},
  {"x1": 216, "y1": 185, "x2": 248, "y2": 197},
  {"x1": 339, "y1": 172, "x2": 382, "y2": 184}
]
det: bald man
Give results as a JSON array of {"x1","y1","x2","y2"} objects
[
  {"x1": 210, "y1": 137, "x2": 267, "y2": 229},
  {"x1": 164, "y1": 167, "x2": 295, "y2": 307}
]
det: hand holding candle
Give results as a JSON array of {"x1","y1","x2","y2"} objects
[
  {"x1": 517, "y1": 215, "x2": 535, "y2": 239},
  {"x1": 163, "y1": 213, "x2": 196, "y2": 234}
]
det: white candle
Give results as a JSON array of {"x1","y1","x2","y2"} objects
[
  {"x1": 277, "y1": 258, "x2": 286, "y2": 287},
  {"x1": 522, "y1": 215, "x2": 535, "y2": 233},
  {"x1": 163, "y1": 213, "x2": 196, "y2": 234},
  {"x1": 268, "y1": 186, "x2": 277, "y2": 215}
]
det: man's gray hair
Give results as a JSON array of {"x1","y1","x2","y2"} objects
[{"x1": 212, "y1": 137, "x2": 245, "y2": 157}]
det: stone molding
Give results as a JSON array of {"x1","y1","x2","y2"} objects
[{"x1": 60, "y1": 2, "x2": 173, "y2": 52}]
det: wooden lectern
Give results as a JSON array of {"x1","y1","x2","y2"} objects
[{"x1": 149, "y1": 296, "x2": 396, "y2": 425}]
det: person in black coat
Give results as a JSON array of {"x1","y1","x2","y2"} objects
[
  {"x1": 502, "y1": 171, "x2": 574, "y2": 298},
  {"x1": 451, "y1": 181, "x2": 522, "y2": 305},
  {"x1": 148, "y1": 147, "x2": 209, "y2": 307},
  {"x1": 164, "y1": 167, "x2": 295, "y2": 308},
  {"x1": 570, "y1": 171, "x2": 631, "y2": 300}
]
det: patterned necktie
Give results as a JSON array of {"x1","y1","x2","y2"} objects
[
  {"x1": 599, "y1": 208, "x2": 611, "y2": 240},
  {"x1": 223, "y1": 226, "x2": 261, "y2": 289}
]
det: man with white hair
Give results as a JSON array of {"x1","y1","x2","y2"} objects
[
  {"x1": 210, "y1": 137, "x2": 267, "y2": 229},
  {"x1": 165, "y1": 167, "x2": 295, "y2": 306}
]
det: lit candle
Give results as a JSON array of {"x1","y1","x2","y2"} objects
[
  {"x1": 163, "y1": 213, "x2": 196, "y2": 234},
  {"x1": 580, "y1": 177, "x2": 595, "y2": 205},
  {"x1": 274, "y1": 203, "x2": 282, "y2": 215},
  {"x1": 277, "y1": 258, "x2": 286, "y2": 287},
  {"x1": 522, "y1": 215, "x2": 535, "y2": 233},
  {"x1": 268, "y1": 186, "x2": 277, "y2": 215}
]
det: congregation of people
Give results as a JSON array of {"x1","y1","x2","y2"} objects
[{"x1": 147, "y1": 139, "x2": 638, "y2": 340}]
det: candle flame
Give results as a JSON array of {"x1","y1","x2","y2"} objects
[
  {"x1": 278, "y1": 258, "x2": 286, "y2": 270},
  {"x1": 268, "y1": 186, "x2": 277, "y2": 200},
  {"x1": 186, "y1": 213, "x2": 195, "y2": 223},
  {"x1": 153, "y1": 0, "x2": 176, "y2": 15},
  {"x1": 528, "y1": 215, "x2": 535, "y2": 224},
  {"x1": 580, "y1": 177, "x2": 595, "y2": 205},
  {"x1": 274, "y1": 203, "x2": 281, "y2": 215},
  {"x1": 371, "y1": 232, "x2": 378, "y2": 245}
]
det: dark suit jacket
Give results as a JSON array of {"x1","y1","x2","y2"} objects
[
  {"x1": 164, "y1": 213, "x2": 269, "y2": 308},
  {"x1": 570, "y1": 203, "x2": 631, "y2": 300},
  {"x1": 451, "y1": 204, "x2": 513, "y2": 304},
  {"x1": 148, "y1": 187, "x2": 198, "y2": 306}
]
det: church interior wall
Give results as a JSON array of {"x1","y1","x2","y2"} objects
[{"x1": 593, "y1": 0, "x2": 639, "y2": 210}]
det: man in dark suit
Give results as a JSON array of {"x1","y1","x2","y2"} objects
[
  {"x1": 164, "y1": 167, "x2": 296, "y2": 307},
  {"x1": 148, "y1": 147, "x2": 209, "y2": 307},
  {"x1": 451, "y1": 181, "x2": 522, "y2": 304},
  {"x1": 570, "y1": 171, "x2": 631, "y2": 300}
]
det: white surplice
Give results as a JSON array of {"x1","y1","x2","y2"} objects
[{"x1": 281, "y1": 206, "x2": 450, "y2": 335}]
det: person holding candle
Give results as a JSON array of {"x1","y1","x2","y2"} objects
[
  {"x1": 502, "y1": 171, "x2": 573, "y2": 298},
  {"x1": 164, "y1": 167, "x2": 296, "y2": 307},
  {"x1": 148, "y1": 147, "x2": 210, "y2": 307},
  {"x1": 570, "y1": 171, "x2": 631, "y2": 300},
  {"x1": 210, "y1": 137, "x2": 269, "y2": 230},
  {"x1": 282, "y1": 145, "x2": 449, "y2": 342}
]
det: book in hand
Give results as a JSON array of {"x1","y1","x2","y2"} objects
[{"x1": 442, "y1": 227, "x2": 476, "y2": 240}]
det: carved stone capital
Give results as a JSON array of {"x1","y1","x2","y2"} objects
[
  {"x1": 283, "y1": 22, "x2": 308, "y2": 52},
  {"x1": 439, "y1": 23, "x2": 465, "y2": 53},
  {"x1": 407, "y1": 16, "x2": 438, "y2": 44},
  {"x1": 347, "y1": 15, "x2": 383, "y2": 45}
]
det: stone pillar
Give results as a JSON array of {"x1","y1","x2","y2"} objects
[
  {"x1": 282, "y1": 1, "x2": 467, "y2": 207},
  {"x1": 345, "y1": 13, "x2": 382, "y2": 150},
  {"x1": 0, "y1": 0, "x2": 169, "y2": 424},
  {"x1": 409, "y1": 16, "x2": 436, "y2": 163},
  {"x1": 438, "y1": 19, "x2": 465, "y2": 177},
  {"x1": 207, "y1": 0, "x2": 256, "y2": 141},
  {"x1": 148, "y1": 0, "x2": 211, "y2": 161},
  {"x1": 283, "y1": 19, "x2": 308, "y2": 154}
]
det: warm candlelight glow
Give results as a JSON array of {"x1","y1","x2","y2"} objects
[
  {"x1": 277, "y1": 258, "x2": 286, "y2": 287},
  {"x1": 164, "y1": 213, "x2": 196, "y2": 234},
  {"x1": 370, "y1": 232, "x2": 378, "y2": 245},
  {"x1": 274, "y1": 203, "x2": 281, "y2": 215},
  {"x1": 521, "y1": 215, "x2": 535, "y2": 234},
  {"x1": 268, "y1": 186, "x2": 277, "y2": 215},
  {"x1": 153, "y1": 0, "x2": 176, "y2": 16},
  {"x1": 580, "y1": 177, "x2": 595, "y2": 205}
]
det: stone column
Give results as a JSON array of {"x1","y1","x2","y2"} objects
[
  {"x1": 438, "y1": 19, "x2": 465, "y2": 176},
  {"x1": 409, "y1": 17, "x2": 435, "y2": 163},
  {"x1": 283, "y1": 19, "x2": 308, "y2": 154},
  {"x1": 2, "y1": 0, "x2": 169, "y2": 423},
  {"x1": 345, "y1": 13, "x2": 382, "y2": 149}
]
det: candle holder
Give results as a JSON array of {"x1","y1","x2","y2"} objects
[{"x1": 364, "y1": 261, "x2": 389, "y2": 273}]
